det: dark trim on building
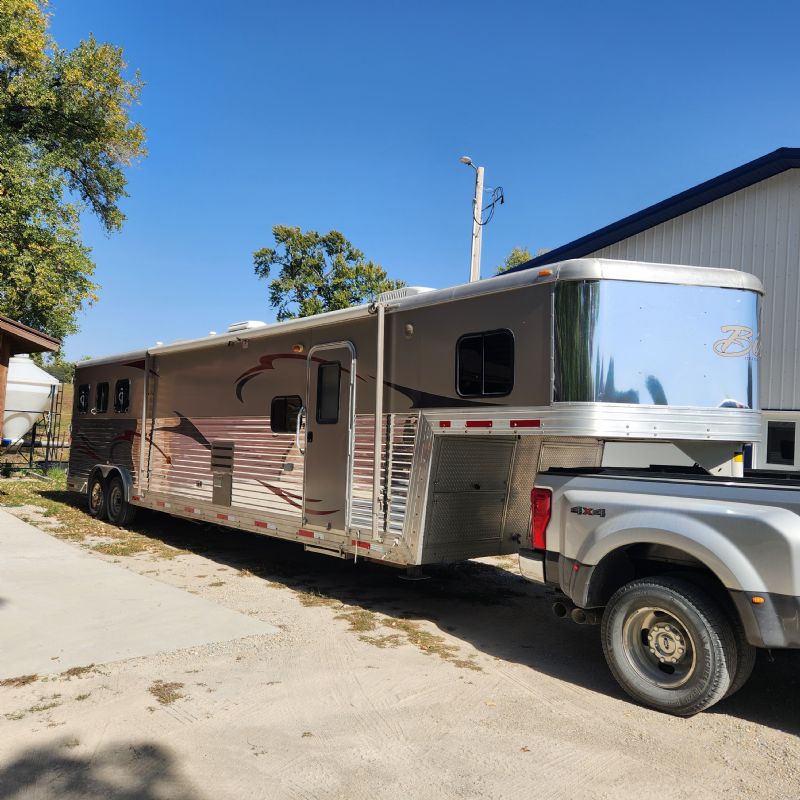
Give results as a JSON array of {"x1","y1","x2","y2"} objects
[{"x1": 508, "y1": 147, "x2": 800, "y2": 273}]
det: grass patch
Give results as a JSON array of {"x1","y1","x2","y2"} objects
[
  {"x1": 148, "y1": 680, "x2": 185, "y2": 705},
  {"x1": 381, "y1": 618, "x2": 483, "y2": 671},
  {"x1": 208, "y1": 581, "x2": 225, "y2": 587},
  {"x1": 0, "y1": 674, "x2": 38, "y2": 688},
  {"x1": 358, "y1": 633, "x2": 404, "y2": 648},
  {"x1": 60, "y1": 664, "x2": 96, "y2": 679},
  {"x1": 0, "y1": 476, "x2": 187, "y2": 560},
  {"x1": 298, "y1": 590, "x2": 340, "y2": 608},
  {"x1": 334, "y1": 608, "x2": 378, "y2": 631},
  {"x1": 62, "y1": 737, "x2": 80, "y2": 749},
  {"x1": 75, "y1": 693, "x2": 91, "y2": 701}
]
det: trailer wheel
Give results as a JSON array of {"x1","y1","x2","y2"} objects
[
  {"x1": 601, "y1": 576, "x2": 737, "y2": 716},
  {"x1": 106, "y1": 474, "x2": 136, "y2": 527},
  {"x1": 87, "y1": 473, "x2": 107, "y2": 520}
]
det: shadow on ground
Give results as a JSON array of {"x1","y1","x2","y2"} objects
[
  {"x1": 40, "y1": 491, "x2": 800, "y2": 735},
  {"x1": 0, "y1": 741, "x2": 203, "y2": 800}
]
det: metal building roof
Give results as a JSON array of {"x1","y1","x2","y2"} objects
[{"x1": 508, "y1": 147, "x2": 800, "y2": 273}]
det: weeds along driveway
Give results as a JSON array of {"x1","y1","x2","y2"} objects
[{"x1": 0, "y1": 475, "x2": 799, "y2": 800}]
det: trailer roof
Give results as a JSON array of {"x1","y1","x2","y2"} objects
[{"x1": 77, "y1": 258, "x2": 763, "y2": 367}]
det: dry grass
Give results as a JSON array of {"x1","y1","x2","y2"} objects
[
  {"x1": 0, "y1": 474, "x2": 187, "y2": 561},
  {"x1": 60, "y1": 664, "x2": 98, "y2": 679},
  {"x1": 148, "y1": 680, "x2": 185, "y2": 705},
  {"x1": 335, "y1": 608, "x2": 379, "y2": 632},
  {"x1": 0, "y1": 674, "x2": 38, "y2": 688},
  {"x1": 298, "y1": 590, "x2": 340, "y2": 608}
]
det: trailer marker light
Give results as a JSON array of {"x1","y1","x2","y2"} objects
[
  {"x1": 155, "y1": 500, "x2": 165, "y2": 508},
  {"x1": 439, "y1": 421, "x2": 451, "y2": 428},
  {"x1": 217, "y1": 513, "x2": 228, "y2": 520},
  {"x1": 298, "y1": 529, "x2": 314, "y2": 538},
  {"x1": 465, "y1": 420, "x2": 492, "y2": 428},
  {"x1": 351, "y1": 539, "x2": 371, "y2": 550},
  {"x1": 292, "y1": 343, "x2": 304, "y2": 353},
  {"x1": 255, "y1": 520, "x2": 275, "y2": 529},
  {"x1": 538, "y1": 269, "x2": 553, "y2": 277},
  {"x1": 573, "y1": 563, "x2": 580, "y2": 572},
  {"x1": 751, "y1": 596, "x2": 765, "y2": 604},
  {"x1": 184, "y1": 506, "x2": 195, "y2": 513},
  {"x1": 510, "y1": 419, "x2": 541, "y2": 428},
  {"x1": 131, "y1": 495, "x2": 140, "y2": 501}
]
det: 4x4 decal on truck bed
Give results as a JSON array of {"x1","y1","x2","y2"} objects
[{"x1": 570, "y1": 506, "x2": 606, "y2": 517}]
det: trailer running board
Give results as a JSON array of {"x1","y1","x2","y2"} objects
[{"x1": 303, "y1": 543, "x2": 354, "y2": 560}]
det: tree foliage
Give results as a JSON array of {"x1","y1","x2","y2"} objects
[
  {"x1": 495, "y1": 246, "x2": 533, "y2": 274},
  {"x1": 253, "y1": 225, "x2": 405, "y2": 321},
  {"x1": 0, "y1": 0, "x2": 145, "y2": 340}
]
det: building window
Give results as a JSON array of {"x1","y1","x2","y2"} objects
[
  {"x1": 456, "y1": 329, "x2": 514, "y2": 397},
  {"x1": 114, "y1": 379, "x2": 131, "y2": 413},
  {"x1": 316, "y1": 362, "x2": 341, "y2": 424},
  {"x1": 766, "y1": 421, "x2": 796, "y2": 466},
  {"x1": 270, "y1": 395, "x2": 303, "y2": 433},
  {"x1": 77, "y1": 384, "x2": 91, "y2": 414},
  {"x1": 95, "y1": 382, "x2": 109, "y2": 414}
]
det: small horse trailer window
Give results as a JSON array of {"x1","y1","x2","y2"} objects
[
  {"x1": 270, "y1": 395, "x2": 303, "y2": 433},
  {"x1": 113, "y1": 379, "x2": 131, "y2": 413},
  {"x1": 95, "y1": 382, "x2": 109, "y2": 413},
  {"x1": 456, "y1": 329, "x2": 514, "y2": 397},
  {"x1": 316, "y1": 362, "x2": 341, "y2": 424},
  {"x1": 77, "y1": 384, "x2": 90, "y2": 414}
]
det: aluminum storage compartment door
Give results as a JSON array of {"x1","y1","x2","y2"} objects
[{"x1": 303, "y1": 343, "x2": 356, "y2": 532}]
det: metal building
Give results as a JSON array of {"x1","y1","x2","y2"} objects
[{"x1": 513, "y1": 148, "x2": 800, "y2": 470}]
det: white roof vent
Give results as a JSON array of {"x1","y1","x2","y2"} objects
[
  {"x1": 227, "y1": 320, "x2": 267, "y2": 333},
  {"x1": 376, "y1": 286, "x2": 435, "y2": 303}
]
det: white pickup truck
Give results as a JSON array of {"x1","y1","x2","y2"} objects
[{"x1": 519, "y1": 466, "x2": 800, "y2": 716}]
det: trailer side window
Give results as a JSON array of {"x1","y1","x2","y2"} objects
[
  {"x1": 270, "y1": 395, "x2": 303, "y2": 433},
  {"x1": 114, "y1": 379, "x2": 131, "y2": 413},
  {"x1": 95, "y1": 382, "x2": 109, "y2": 414},
  {"x1": 457, "y1": 330, "x2": 514, "y2": 396},
  {"x1": 316, "y1": 362, "x2": 341, "y2": 424},
  {"x1": 77, "y1": 384, "x2": 91, "y2": 414},
  {"x1": 766, "y1": 421, "x2": 796, "y2": 466}
]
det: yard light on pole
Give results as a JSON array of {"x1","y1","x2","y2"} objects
[{"x1": 460, "y1": 156, "x2": 485, "y2": 282}]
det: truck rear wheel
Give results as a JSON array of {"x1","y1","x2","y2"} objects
[
  {"x1": 106, "y1": 474, "x2": 136, "y2": 527},
  {"x1": 87, "y1": 473, "x2": 107, "y2": 520},
  {"x1": 601, "y1": 576, "x2": 737, "y2": 716}
]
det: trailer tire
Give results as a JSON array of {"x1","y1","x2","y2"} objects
[
  {"x1": 87, "y1": 472, "x2": 107, "y2": 520},
  {"x1": 601, "y1": 576, "x2": 737, "y2": 716},
  {"x1": 106, "y1": 474, "x2": 136, "y2": 527}
]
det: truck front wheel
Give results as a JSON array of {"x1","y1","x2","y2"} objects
[{"x1": 601, "y1": 576, "x2": 737, "y2": 716}]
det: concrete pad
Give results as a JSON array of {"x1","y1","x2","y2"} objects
[{"x1": 0, "y1": 509, "x2": 276, "y2": 678}]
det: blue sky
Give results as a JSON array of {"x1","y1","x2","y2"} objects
[{"x1": 49, "y1": 0, "x2": 800, "y2": 360}]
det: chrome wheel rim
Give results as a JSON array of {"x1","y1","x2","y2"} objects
[
  {"x1": 621, "y1": 606, "x2": 697, "y2": 689},
  {"x1": 90, "y1": 481, "x2": 104, "y2": 513}
]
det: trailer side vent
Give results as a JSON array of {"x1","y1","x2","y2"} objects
[{"x1": 211, "y1": 440, "x2": 234, "y2": 506}]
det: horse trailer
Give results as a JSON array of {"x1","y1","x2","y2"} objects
[{"x1": 67, "y1": 258, "x2": 763, "y2": 566}]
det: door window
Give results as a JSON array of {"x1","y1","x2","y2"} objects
[
  {"x1": 95, "y1": 382, "x2": 109, "y2": 413},
  {"x1": 316, "y1": 362, "x2": 341, "y2": 424},
  {"x1": 114, "y1": 379, "x2": 131, "y2": 413},
  {"x1": 270, "y1": 395, "x2": 303, "y2": 433}
]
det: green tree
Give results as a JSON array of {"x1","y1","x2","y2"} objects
[
  {"x1": 0, "y1": 0, "x2": 146, "y2": 340},
  {"x1": 495, "y1": 246, "x2": 533, "y2": 274},
  {"x1": 253, "y1": 225, "x2": 405, "y2": 321}
]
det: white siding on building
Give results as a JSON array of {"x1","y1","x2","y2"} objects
[{"x1": 589, "y1": 169, "x2": 800, "y2": 411}]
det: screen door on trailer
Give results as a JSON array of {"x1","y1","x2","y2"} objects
[{"x1": 303, "y1": 342, "x2": 356, "y2": 532}]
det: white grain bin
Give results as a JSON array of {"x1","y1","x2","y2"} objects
[{"x1": 3, "y1": 354, "x2": 59, "y2": 445}]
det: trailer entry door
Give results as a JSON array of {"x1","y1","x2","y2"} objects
[{"x1": 303, "y1": 341, "x2": 357, "y2": 532}]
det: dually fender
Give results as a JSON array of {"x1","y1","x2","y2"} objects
[{"x1": 570, "y1": 506, "x2": 773, "y2": 597}]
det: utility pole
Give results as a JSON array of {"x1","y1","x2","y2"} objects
[{"x1": 469, "y1": 164, "x2": 484, "y2": 282}]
